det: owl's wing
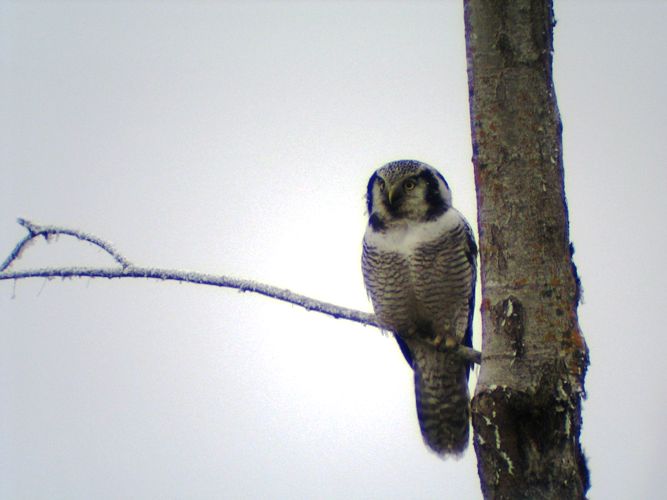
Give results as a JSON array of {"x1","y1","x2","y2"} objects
[
  {"x1": 394, "y1": 335, "x2": 413, "y2": 367},
  {"x1": 462, "y1": 221, "x2": 478, "y2": 378}
]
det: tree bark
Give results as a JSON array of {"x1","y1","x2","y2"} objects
[{"x1": 463, "y1": 1, "x2": 589, "y2": 498}]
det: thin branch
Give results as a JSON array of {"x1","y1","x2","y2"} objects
[
  {"x1": 2, "y1": 264, "x2": 378, "y2": 323},
  {"x1": 0, "y1": 219, "x2": 482, "y2": 365},
  {"x1": 1, "y1": 218, "x2": 133, "y2": 270}
]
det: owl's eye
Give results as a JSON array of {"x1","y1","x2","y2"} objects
[
  {"x1": 377, "y1": 179, "x2": 386, "y2": 192},
  {"x1": 404, "y1": 179, "x2": 417, "y2": 191}
]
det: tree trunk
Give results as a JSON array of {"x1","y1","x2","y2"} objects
[{"x1": 463, "y1": 1, "x2": 589, "y2": 498}]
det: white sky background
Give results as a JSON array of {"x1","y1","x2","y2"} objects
[{"x1": 1, "y1": 1, "x2": 666, "y2": 499}]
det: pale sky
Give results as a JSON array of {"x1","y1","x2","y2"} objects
[{"x1": 2, "y1": 1, "x2": 666, "y2": 499}]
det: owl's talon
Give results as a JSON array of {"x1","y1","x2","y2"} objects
[
  {"x1": 444, "y1": 336, "x2": 458, "y2": 350},
  {"x1": 433, "y1": 334, "x2": 458, "y2": 351}
]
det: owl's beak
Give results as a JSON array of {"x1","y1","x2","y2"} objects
[{"x1": 387, "y1": 186, "x2": 401, "y2": 207}]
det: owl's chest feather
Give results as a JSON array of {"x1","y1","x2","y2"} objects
[{"x1": 363, "y1": 208, "x2": 462, "y2": 256}]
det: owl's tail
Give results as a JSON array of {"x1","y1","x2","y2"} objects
[{"x1": 410, "y1": 343, "x2": 470, "y2": 456}]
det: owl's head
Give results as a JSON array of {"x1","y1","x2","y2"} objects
[{"x1": 366, "y1": 160, "x2": 452, "y2": 229}]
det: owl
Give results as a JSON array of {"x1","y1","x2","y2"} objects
[{"x1": 361, "y1": 159, "x2": 477, "y2": 456}]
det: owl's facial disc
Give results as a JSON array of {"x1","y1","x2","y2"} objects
[
  {"x1": 366, "y1": 160, "x2": 453, "y2": 230},
  {"x1": 379, "y1": 176, "x2": 424, "y2": 221},
  {"x1": 385, "y1": 176, "x2": 416, "y2": 209}
]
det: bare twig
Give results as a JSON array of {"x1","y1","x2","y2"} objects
[
  {"x1": 0, "y1": 218, "x2": 482, "y2": 365},
  {"x1": 1, "y1": 218, "x2": 131, "y2": 271}
]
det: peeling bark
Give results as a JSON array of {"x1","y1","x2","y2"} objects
[{"x1": 463, "y1": 1, "x2": 589, "y2": 498}]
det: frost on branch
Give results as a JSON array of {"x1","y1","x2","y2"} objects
[{"x1": 0, "y1": 218, "x2": 484, "y2": 367}]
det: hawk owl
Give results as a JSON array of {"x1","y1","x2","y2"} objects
[{"x1": 361, "y1": 159, "x2": 477, "y2": 456}]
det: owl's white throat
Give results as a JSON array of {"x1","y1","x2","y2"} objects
[{"x1": 364, "y1": 208, "x2": 463, "y2": 255}]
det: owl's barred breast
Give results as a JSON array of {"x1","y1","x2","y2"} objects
[{"x1": 362, "y1": 212, "x2": 474, "y2": 342}]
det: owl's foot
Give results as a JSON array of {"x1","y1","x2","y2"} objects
[{"x1": 433, "y1": 334, "x2": 459, "y2": 351}]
